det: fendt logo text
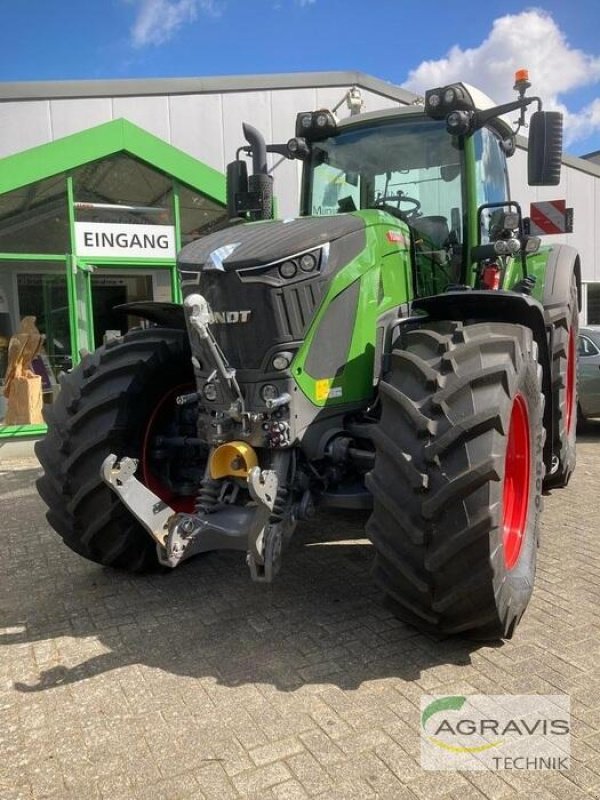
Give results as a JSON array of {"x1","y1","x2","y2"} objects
[{"x1": 207, "y1": 310, "x2": 252, "y2": 324}]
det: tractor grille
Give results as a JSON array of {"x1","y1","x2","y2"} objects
[{"x1": 274, "y1": 282, "x2": 326, "y2": 339}]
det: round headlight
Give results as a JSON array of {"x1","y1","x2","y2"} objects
[
  {"x1": 204, "y1": 382, "x2": 217, "y2": 401},
  {"x1": 446, "y1": 110, "x2": 472, "y2": 135},
  {"x1": 316, "y1": 113, "x2": 328, "y2": 128},
  {"x1": 300, "y1": 253, "x2": 317, "y2": 272},
  {"x1": 279, "y1": 260, "x2": 297, "y2": 279},
  {"x1": 428, "y1": 93, "x2": 441, "y2": 108},
  {"x1": 444, "y1": 88, "x2": 456, "y2": 104},
  {"x1": 272, "y1": 354, "x2": 291, "y2": 371},
  {"x1": 300, "y1": 114, "x2": 312, "y2": 129},
  {"x1": 261, "y1": 384, "x2": 279, "y2": 402}
]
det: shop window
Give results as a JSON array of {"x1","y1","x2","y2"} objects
[
  {"x1": 179, "y1": 184, "x2": 227, "y2": 244},
  {"x1": 588, "y1": 284, "x2": 600, "y2": 324},
  {"x1": 0, "y1": 175, "x2": 69, "y2": 254},
  {"x1": 73, "y1": 154, "x2": 173, "y2": 225},
  {"x1": 0, "y1": 263, "x2": 70, "y2": 428}
]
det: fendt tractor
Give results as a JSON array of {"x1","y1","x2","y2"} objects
[{"x1": 37, "y1": 71, "x2": 580, "y2": 640}]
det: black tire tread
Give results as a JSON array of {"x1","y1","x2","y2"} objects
[
  {"x1": 366, "y1": 321, "x2": 543, "y2": 639},
  {"x1": 35, "y1": 327, "x2": 192, "y2": 572},
  {"x1": 544, "y1": 276, "x2": 578, "y2": 488}
]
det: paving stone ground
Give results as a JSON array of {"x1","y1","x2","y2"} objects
[{"x1": 2, "y1": 425, "x2": 600, "y2": 799}]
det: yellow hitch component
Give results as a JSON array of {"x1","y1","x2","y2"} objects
[{"x1": 209, "y1": 441, "x2": 259, "y2": 479}]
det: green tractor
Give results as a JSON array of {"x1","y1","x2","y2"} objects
[{"x1": 37, "y1": 73, "x2": 579, "y2": 639}]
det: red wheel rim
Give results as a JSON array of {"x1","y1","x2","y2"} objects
[
  {"x1": 566, "y1": 326, "x2": 576, "y2": 434},
  {"x1": 141, "y1": 384, "x2": 196, "y2": 513},
  {"x1": 502, "y1": 394, "x2": 531, "y2": 570}
]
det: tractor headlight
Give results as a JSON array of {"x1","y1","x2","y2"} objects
[
  {"x1": 295, "y1": 109, "x2": 337, "y2": 141},
  {"x1": 300, "y1": 253, "x2": 317, "y2": 272},
  {"x1": 425, "y1": 83, "x2": 479, "y2": 120},
  {"x1": 446, "y1": 110, "x2": 474, "y2": 136},
  {"x1": 204, "y1": 383, "x2": 217, "y2": 401},
  {"x1": 272, "y1": 353, "x2": 291, "y2": 371},
  {"x1": 427, "y1": 92, "x2": 441, "y2": 110},
  {"x1": 523, "y1": 236, "x2": 541, "y2": 254},
  {"x1": 287, "y1": 136, "x2": 310, "y2": 160},
  {"x1": 279, "y1": 260, "x2": 298, "y2": 279},
  {"x1": 276, "y1": 248, "x2": 322, "y2": 281},
  {"x1": 493, "y1": 238, "x2": 521, "y2": 256},
  {"x1": 261, "y1": 384, "x2": 279, "y2": 403}
]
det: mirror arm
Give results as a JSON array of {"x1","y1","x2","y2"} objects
[
  {"x1": 266, "y1": 144, "x2": 295, "y2": 159},
  {"x1": 236, "y1": 143, "x2": 297, "y2": 162},
  {"x1": 472, "y1": 96, "x2": 542, "y2": 132}
]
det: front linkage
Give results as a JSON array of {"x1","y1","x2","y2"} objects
[
  {"x1": 102, "y1": 452, "x2": 287, "y2": 581},
  {"x1": 101, "y1": 292, "x2": 294, "y2": 582}
]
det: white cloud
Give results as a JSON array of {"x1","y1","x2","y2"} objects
[
  {"x1": 128, "y1": 0, "x2": 219, "y2": 48},
  {"x1": 404, "y1": 10, "x2": 600, "y2": 147}
]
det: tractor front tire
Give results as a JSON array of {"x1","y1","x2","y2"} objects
[
  {"x1": 366, "y1": 321, "x2": 544, "y2": 639},
  {"x1": 36, "y1": 327, "x2": 194, "y2": 572}
]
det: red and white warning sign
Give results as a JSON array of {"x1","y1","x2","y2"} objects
[{"x1": 529, "y1": 200, "x2": 573, "y2": 235}]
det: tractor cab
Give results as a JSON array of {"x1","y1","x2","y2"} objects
[
  {"x1": 293, "y1": 78, "x2": 561, "y2": 299},
  {"x1": 300, "y1": 107, "x2": 467, "y2": 297},
  {"x1": 227, "y1": 73, "x2": 562, "y2": 301}
]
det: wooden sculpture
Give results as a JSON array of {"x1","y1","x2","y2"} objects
[{"x1": 3, "y1": 316, "x2": 45, "y2": 425}]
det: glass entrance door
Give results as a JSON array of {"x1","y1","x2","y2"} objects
[
  {"x1": 91, "y1": 272, "x2": 152, "y2": 346},
  {"x1": 89, "y1": 268, "x2": 172, "y2": 348}
]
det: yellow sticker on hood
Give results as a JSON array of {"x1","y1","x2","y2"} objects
[{"x1": 315, "y1": 379, "x2": 332, "y2": 402}]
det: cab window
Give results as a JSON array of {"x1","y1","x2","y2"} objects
[{"x1": 474, "y1": 128, "x2": 510, "y2": 243}]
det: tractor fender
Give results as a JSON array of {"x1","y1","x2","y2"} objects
[
  {"x1": 410, "y1": 291, "x2": 554, "y2": 472},
  {"x1": 115, "y1": 301, "x2": 185, "y2": 329},
  {"x1": 541, "y1": 244, "x2": 581, "y2": 316}
]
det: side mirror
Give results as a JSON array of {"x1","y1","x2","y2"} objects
[
  {"x1": 528, "y1": 111, "x2": 563, "y2": 186},
  {"x1": 226, "y1": 160, "x2": 248, "y2": 219}
]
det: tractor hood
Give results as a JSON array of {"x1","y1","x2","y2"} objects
[
  {"x1": 177, "y1": 214, "x2": 368, "y2": 373},
  {"x1": 178, "y1": 214, "x2": 364, "y2": 273}
]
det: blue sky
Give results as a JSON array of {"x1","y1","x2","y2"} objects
[{"x1": 1, "y1": 1, "x2": 600, "y2": 155}]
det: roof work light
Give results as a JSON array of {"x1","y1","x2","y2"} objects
[
  {"x1": 425, "y1": 82, "x2": 498, "y2": 135},
  {"x1": 294, "y1": 109, "x2": 337, "y2": 141}
]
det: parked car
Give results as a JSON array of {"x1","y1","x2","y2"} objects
[{"x1": 578, "y1": 326, "x2": 600, "y2": 423}]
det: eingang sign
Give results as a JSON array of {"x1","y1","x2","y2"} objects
[{"x1": 75, "y1": 222, "x2": 176, "y2": 259}]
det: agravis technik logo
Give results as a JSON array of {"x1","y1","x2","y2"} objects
[{"x1": 420, "y1": 694, "x2": 570, "y2": 771}]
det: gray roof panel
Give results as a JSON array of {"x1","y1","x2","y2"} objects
[{"x1": 0, "y1": 70, "x2": 418, "y2": 104}]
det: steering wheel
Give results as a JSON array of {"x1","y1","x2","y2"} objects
[{"x1": 373, "y1": 193, "x2": 421, "y2": 221}]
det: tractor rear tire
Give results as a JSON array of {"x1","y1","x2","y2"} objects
[
  {"x1": 35, "y1": 328, "x2": 194, "y2": 572},
  {"x1": 544, "y1": 274, "x2": 578, "y2": 489},
  {"x1": 366, "y1": 321, "x2": 544, "y2": 639}
]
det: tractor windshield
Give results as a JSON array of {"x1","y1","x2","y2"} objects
[
  {"x1": 305, "y1": 117, "x2": 465, "y2": 294},
  {"x1": 307, "y1": 117, "x2": 462, "y2": 222}
]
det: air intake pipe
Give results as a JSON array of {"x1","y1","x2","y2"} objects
[{"x1": 243, "y1": 123, "x2": 273, "y2": 221}]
